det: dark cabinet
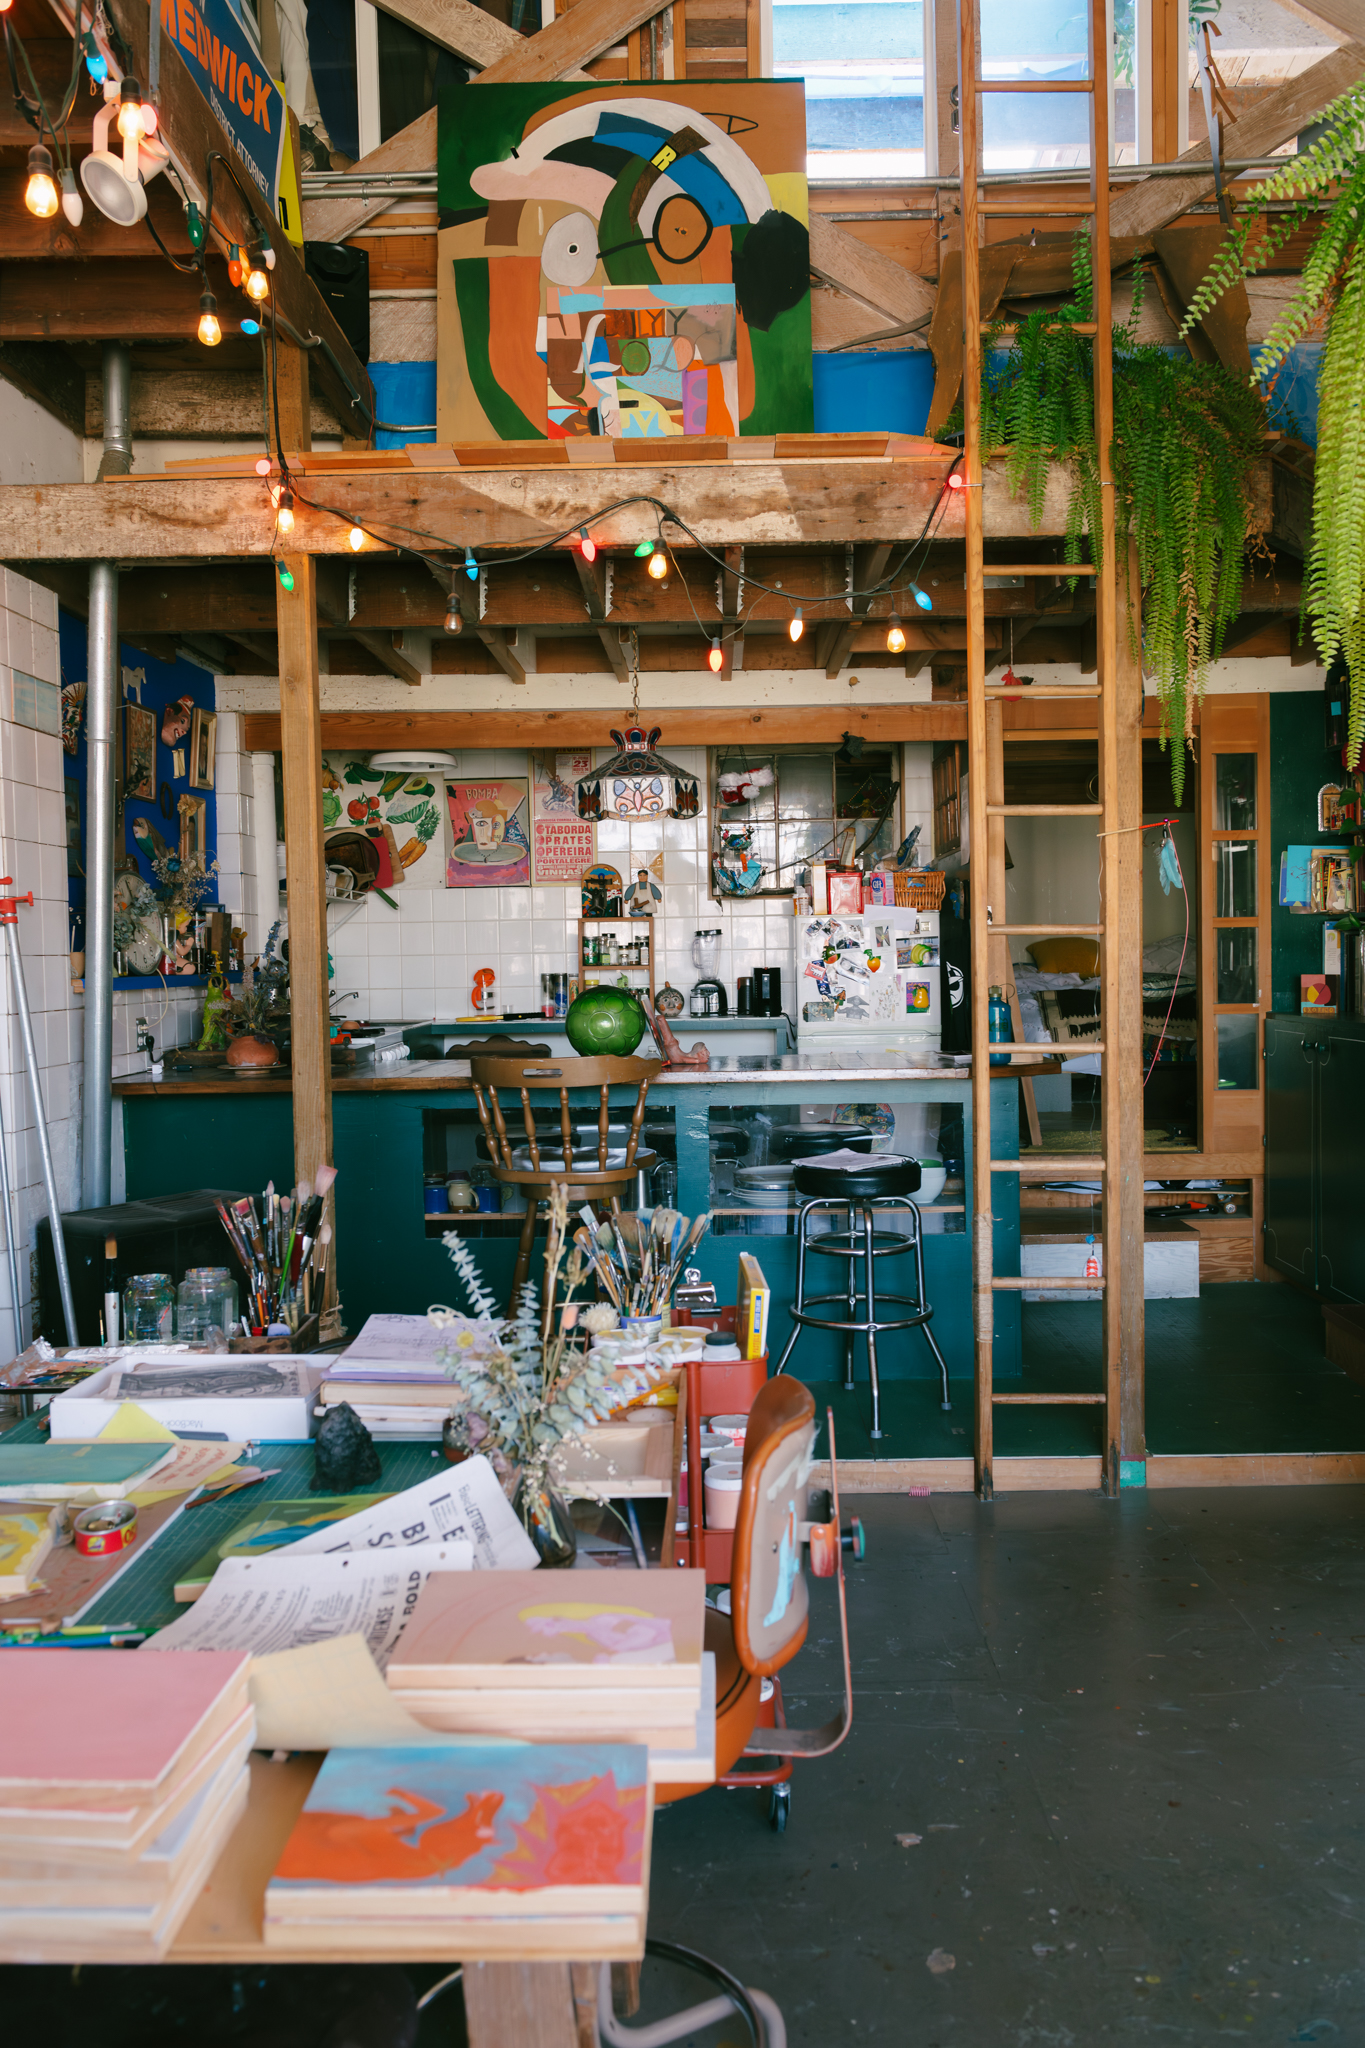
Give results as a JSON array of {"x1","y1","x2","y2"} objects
[{"x1": 1265, "y1": 1013, "x2": 1365, "y2": 1300}]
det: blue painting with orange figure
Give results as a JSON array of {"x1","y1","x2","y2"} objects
[
  {"x1": 269, "y1": 1744, "x2": 649, "y2": 1892},
  {"x1": 436, "y1": 81, "x2": 812, "y2": 443}
]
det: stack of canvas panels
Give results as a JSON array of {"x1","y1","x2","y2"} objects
[
  {"x1": 0, "y1": 1648, "x2": 253, "y2": 1960},
  {"x1": 265, "y1": 1741, "x2": 650, "y2": 1959},
  {"x1": 386, "y1": 1569, "x2": 707, "y2": 1773}
]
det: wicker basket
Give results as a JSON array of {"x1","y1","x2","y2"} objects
[{"x1": 892, "y1": 868, "x2": 947, "y2": 910}]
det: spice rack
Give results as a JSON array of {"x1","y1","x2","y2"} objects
[{"x1": 578, "y1": 918, "x2": 656, "y2": 1004}]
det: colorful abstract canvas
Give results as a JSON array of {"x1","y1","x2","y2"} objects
[
  {"x1": 268, "y1": 1743, "x2": 649, "y2": 1901},
  {"x1": 445, "y1": 777, "x2": 532, "y2": 889},
  {"x1": 437, "y1": 81, "x2": 812, "y2": 443}
]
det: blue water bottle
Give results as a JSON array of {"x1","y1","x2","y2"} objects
[{"x1": 988, "y1": 985, "x2": 1010, "y2": 1066}]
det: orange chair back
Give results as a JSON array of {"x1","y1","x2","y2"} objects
[{"x1": 730, "y1": 1375, "x2": 818, "y2": 1680}]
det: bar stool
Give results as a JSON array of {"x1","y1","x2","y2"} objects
[{"x1": 772, "y1": 1154, "x2": 950, "y2": 1439}]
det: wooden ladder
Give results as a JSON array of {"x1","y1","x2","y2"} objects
[{"x1": 957, "y1": 0, "x2": 1145, "y2": 1499}]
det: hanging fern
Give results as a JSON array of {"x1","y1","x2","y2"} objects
[
  {"x1": 967, "y1": 240, "x2": 1265, "y2": 801},
  {"x1": 1182, "y1": 84, "x2": 1365, "y2": 763}
]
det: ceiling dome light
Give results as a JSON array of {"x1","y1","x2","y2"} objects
[
  {"x1": 197, "y1": 291, "x2": 221, "y2": 347},
  {"x1": 24, "y1": 146, "x2": 58, "y2": 219},
  {"x1": 788, "y1": 609, "x2": 804, "y2": 644},
  {"x1": 708, "y1": 638, "x2": 724, "y2": 673},
  {"x1": 886, "y1": 615, "x2": 907, "y2": 655}
]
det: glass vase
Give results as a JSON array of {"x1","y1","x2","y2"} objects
[{"x1": 513, "y1": 1472, "x2": 578, "y2": 1568}]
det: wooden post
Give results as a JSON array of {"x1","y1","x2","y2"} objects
[
  {"x1": 276, "y1": 552, "x2": 334, "y2": 1254},
  {"x1": 462, "y1": 1961, "x2": 581, "y2": 2048},
  {"x1": 271, "y1": 343, "x2": 313, "y2": 459}
]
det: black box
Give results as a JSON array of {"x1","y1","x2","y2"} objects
[{"x1": 37, "y1": 1191, "x2": 246, "y2": 1346}]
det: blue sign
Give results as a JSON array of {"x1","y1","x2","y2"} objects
[{"x1": 157, "y1": 0, "x2": 285, "y2": 218}]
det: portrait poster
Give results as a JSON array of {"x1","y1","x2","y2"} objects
[
  {"x1": 445, "y1": 778, "x2": 531, "y2": 888},
  {"x1": 125, "y1": 704, "x2": 156, "y2": 802},
  {"x1": 530, "y1": 752, "x2": 595, "y2": 884},
  {"x1": 436, "y1": 80, "x2": 813, "y2": 444}
]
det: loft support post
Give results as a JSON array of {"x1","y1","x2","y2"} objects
[
  {"x1": 276, "y1": 554, "x2": 334, "y2": 1294},
  {"x1": 1106, "y1": 546, "x2": 1147, "y2": 1472},
  {"x1": 957, "y1": 0, "x2": 993, "y2": 1502}
]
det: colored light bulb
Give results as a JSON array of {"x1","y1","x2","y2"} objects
[
  {"x1": 277, "y1": 562, "x2": 295, "y2": 592},
  {"x1": 912, "y1": 584, "x2": 934, "y2": 612},
  {"x1": 708, "y1": 639, "x2": 724, "y2": 673},
  {"x1": 578, "y1": 528, "x2": 597, "y2": 563},
  {"x1": 635, "y1": 539, "x2": 656, "y2": 559},
  {"x1": 464, "y1": 549, "x2": 478, "y2": 581}
]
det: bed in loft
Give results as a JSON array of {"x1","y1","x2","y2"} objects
[{"x1": 1014, "y1": 936, "x2": 1198, "y2": 1141}]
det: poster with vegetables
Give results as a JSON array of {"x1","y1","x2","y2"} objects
[
  {"x1": 322, "y1": 759, "x2": 445, "y2": 877},
  {"x1": 530, "y1": 753, "x2": 595, "y2": 885}
]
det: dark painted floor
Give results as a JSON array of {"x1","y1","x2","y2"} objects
[
  {"x1": 812, "y1": 1281, "x2": 1365, "y2": 1461},
  {"x1": 644, "y1": 1486, "x2": 1365, "y2": 2044}
]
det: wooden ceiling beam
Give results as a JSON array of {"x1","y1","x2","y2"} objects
[
  {"x1": 243, "y1": 705, "x2": 970, "y2": 752},
  {"x1": 0, "y1": 257, "x2": 238, "y2": 342},
  {"x1": 0, "y1": 338, "x2": 84, "y2": 437}
]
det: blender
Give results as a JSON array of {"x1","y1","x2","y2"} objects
[{"x1": 689, "y1": 929, "x2": 727, "y2": 1017}]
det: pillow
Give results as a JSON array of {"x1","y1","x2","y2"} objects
[{"x1": 1026, "y1": 938, "x2": 1101, "y2": 977}]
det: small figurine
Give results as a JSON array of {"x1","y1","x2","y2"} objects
[
  {"x1": 627, "y1": 866, "x2": 662, "y2": 916},
  {"x1": 642, "y1": 995, "x2": 709, "y2": 1067},
  {"x1": 198, "y1": 955, "x2": 232, "y2": 1050}
]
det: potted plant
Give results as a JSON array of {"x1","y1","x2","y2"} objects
[
  {"x1": 430, "y1": 1186, "x2": 663, "y2": 1566},
  {"x1": 226, "y1": 921, "x2": 288, "y2": 1069}
]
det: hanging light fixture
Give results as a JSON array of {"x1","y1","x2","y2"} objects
[
  {"x1": 788, "y1": 609, "x2": 804, "y2": 643},
  {"x1": 80, "y1": 84, "x2": 168, "y2": 226},
  {"x1": 197, "y1": 290, "x2": 222, "y2": 346},
  {"x1": 227, "y1": 244, "x2": 243, "y2": 287},
  {"x1": 576, "y1": 728, "x2": 700, "y2": 823},
  {"x1": 24, "y1": 146, "x2": 59, "y2": 219},
  {"x1": 886, "y1": 615, "x2": 907, "y2": 655},
  {"x1": 708, "y1": 638, "x2": 724, "y2": 674}
]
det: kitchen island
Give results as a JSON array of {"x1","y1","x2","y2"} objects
[{"x1": 113, "y1": 1053, "x2": 1022, "y2": 1396}]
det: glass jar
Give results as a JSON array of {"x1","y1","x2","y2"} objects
[
  {"x1": 124, "y1": 1272, "x2": 175, "y2": 1344},
  {"x1": 176, "y1": 1268, "x2": 239, "y2": 1342}
]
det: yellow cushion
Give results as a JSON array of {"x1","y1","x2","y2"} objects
[{"x1": 1027, "y1": 938, "x2": 1101, "y2": 977}]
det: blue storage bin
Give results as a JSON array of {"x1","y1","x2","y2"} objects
[{"x1": 813, "y1": 348, "x2": 936, "y2": 435}]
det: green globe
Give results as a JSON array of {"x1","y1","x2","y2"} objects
[{"x1": 566, "y1": 985, "x2": 646, "y2": 1057}]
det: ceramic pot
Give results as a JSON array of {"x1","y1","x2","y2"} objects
[
  {"x1": 226, "y1": 1032, "x2": 278, "y2": 1069},
  {"x1": 513, "y1": 1472, "x2": 578, "y2": 1567}
]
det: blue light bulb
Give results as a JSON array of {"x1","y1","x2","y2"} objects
[
  {"x1": 464, "y1": 549, "x2": 478, "y2": 581},
  {"x1": 912, "y1": 585, "x2": 933, "y2": 612},
  {"x1": 241, "y1": 318, "x2": 260, "y2": 335},
  {"x1": 84, "y1": 38, "x2": 107, "y2": 81}
]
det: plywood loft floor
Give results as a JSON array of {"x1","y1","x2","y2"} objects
[{"x1": 811, "y1": 1284, "x2": 1365, "y2": 1462}]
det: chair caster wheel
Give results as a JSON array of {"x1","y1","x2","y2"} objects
[
  {"x1": 842, "y1": 1516, "x2": 866, "y2": 1562},
  {"x1": 769, "y1": 1785, "x2": 790, "y2": 1833},
  {"x1": 940, "y1": 1401, "x2": 953, "y2": 1412}
]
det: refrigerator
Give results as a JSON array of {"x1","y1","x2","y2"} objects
[{"x1": 796, "y1": 906, "x2": 942, "y2": 1055}]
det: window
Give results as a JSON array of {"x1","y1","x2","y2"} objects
[
  {"x1": 711, "y1": 745, "x2": 901, "y2": 898},
  {"x1": 774, "y1": 0, "x2": 926, "y2": 180}
]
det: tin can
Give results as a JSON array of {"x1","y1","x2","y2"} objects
[{"x1": 73, "y1": 1500, "x2": 138, "y2": 1557}]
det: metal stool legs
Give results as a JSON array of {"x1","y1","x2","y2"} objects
[{"x1": 774, "y1": 1196, "x2": 952, "y2": 1434}]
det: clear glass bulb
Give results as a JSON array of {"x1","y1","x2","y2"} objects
[
  {"x1": 277, "y1": 495, "x2": 295, "y2": 534},
  {"x1": 245, "y1": 268, "x2": 269, "y2": 303},
  {"x1": 197, "y1": 295, "x2": 222, "y2": 346},
  {"x1": 117, "y1": 99, "x2": 143, "y2": 140},
  {"x1": 648, "y1": 551, "x2": 668, "y2": 580},
  {"x1": 886, "y1": 617, "x2": 907, "y2": 654},
  {"x1": 25, "y1": 149, "x2": 58, "y2": 220},
  {"x1": 788, "y1": 610, "x2": 803, "y2": 643},
  {"x1": 349, "y1": 526, "x2": 364, "y2": 551}
]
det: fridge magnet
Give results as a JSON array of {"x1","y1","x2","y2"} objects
[
  {"x1": 445, "y1": 777, "x2": 531, "y2": 888},
  {"x1": 124, "y1": 703, "x2": 157, "y2": 802},
  {"x1": 189, "y1": 709, "x2": 217, "y2": 790},
  {"x1": 531, "y1": 753, "x2": 595, "y2": 884}
]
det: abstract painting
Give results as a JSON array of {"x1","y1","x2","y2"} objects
[
  {"x1": 445, "y1": 777, "x2": 531, "y2": 888},
  {"x1": 125, "y1": 703, "x2": 156, "y2": 802},
  {"x1": 437, "y1": 81, "x2": 812, "y2": 443}
]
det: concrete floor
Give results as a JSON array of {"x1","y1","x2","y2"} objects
[{"x1": 643, "y1": 1486, "x2": 1365, "y2": 2044}]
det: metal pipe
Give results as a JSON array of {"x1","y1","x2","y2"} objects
[
  {"x1": 96, "y1": 340, "x2": 131, "y2": 480},
  {"x1": 5, "y1": 919, "x2": 77, "y2": 1344},
  {"x1": 0, "y1": 1069, "x2": 25, "y2": 1355}
]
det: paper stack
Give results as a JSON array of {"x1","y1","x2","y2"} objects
[
  {"x1": 386, "y1": 1569, "x2": 708, "y2": 1777},
  {"x1": 0, "y1": 1648, "x2": 254, "y2": 1960},
  {"x1": 265, "y1": 1740, "x2": 651, "y2": 1959},
  {"x1": 316, "y1": 1312, "x2": 462, "y2": 1438}
]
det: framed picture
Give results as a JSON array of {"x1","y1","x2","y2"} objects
[
  {"x1": 530, "y1": 752, "x2": 595, "y2": 885},
  {"x1": 178, "y1": 793, "x2": 207, "y2": 865},
  {"x1": 189, "y1": 708, "x2": 217, "y2": 790},
  {"x1": 445, "y1": 777, "x2": 531, "y2": 888},
  {"x1": 125, "y1": 703, "x2": 156, "y2": 802}
]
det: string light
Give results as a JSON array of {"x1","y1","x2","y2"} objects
[
  {"x1": 886, "y1": 615, "x2": 906, "y2": 655},
  {"x1": 82, "y1": 32, "x2": 107, "y2": 81},
  {"x1": 647, "y1": 548, "x2": 668, "y2": 581},
  {"x1": 196, "y1": 290, "x2": 221, "y2": 347},
  {"x1": 240, "y1": 317, "x2": 260, "y2": 336},
  {"x1": 24, "y1": 146, "x2": 59, "y2": 219},
  {"x1": 255, "y1": 457, "x2": 273, "y2": 477},
  {"x1": 464, "y1": 549, "x2": 478, "y2": 581},
  {"x1": 349, "y1": 525, "x2": 365, "y2": 551},
  {"x1": 445, "y1": 585, "x2": 463, "y2": 635},
  {"x1": 577, "y1": 528, "x2": 597, "y2": 563},
  {"x1": 227, "y1": 245, "x2": 243, "y2": 287},
  {"x1": 947, "y1": 471, "x2": 965, "y2": 491},
  {"x1": 708, "y1": 639, "x2": 724, "y2": 674},
  {"x1": 244, "y1": 247, "x2": 270, "y2": 302},
  {"x1": 277, "y1": 562, "x2": 295, "y2": 593},
  {"x1": 788, "y1": 609, "x2": 804, "y2": 644},
  {"x1": 634, "y1": 539, "x2": 656, "y2": 559},
  {"x1": 276, "y1": 487, "x2": 295, "y2": 535},
  {"x1": 59, "y1": 170, "x2": 83, "y2": 227},
  {"x1": 911, "y1": 583, "x2": 934, "y2": 612},
  {"x1": 116, "y1": 79, "x2": 144, "y2": 140}
]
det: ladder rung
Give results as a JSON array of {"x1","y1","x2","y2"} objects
[
  {"x1": 991, "y1": 1158, "x2": 1106, "y2": 1173},
  {"x1": 987, "y1": 1042, "x2": 1105, "y2": 1054},
  {"x1": 992, "y1": 1392, "x2": 1107, "y2": 1404},
  {"x1": 984, "y1": 686, "x2": 1103, "y2": 699},
  {"x1": 992, "y1": 924, "x2": 1102, "y2": 936},
  {"x1": 986, "y1": 803, "x2": 1102, "y2": 816},
  {"x1": 991, "y1": 1275, "x2": 1106, "y2": 1289},
  {"x1": 981, "y1": 202, "x2": 1095, "y2": 216},
  {"x1": 978, "y1": 78, "x2": 1094, "y2": 92},
  {"x1": 977, "y1": 565, "x2": 1095, "y2": 577}
]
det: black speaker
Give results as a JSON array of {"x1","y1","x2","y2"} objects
[
  {"x1": 37, "y1": 1190, "x2": 246, "y2": 1346},
  {"x1": 304, "y1": 242, "x2": 370, "y2": 365}
]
